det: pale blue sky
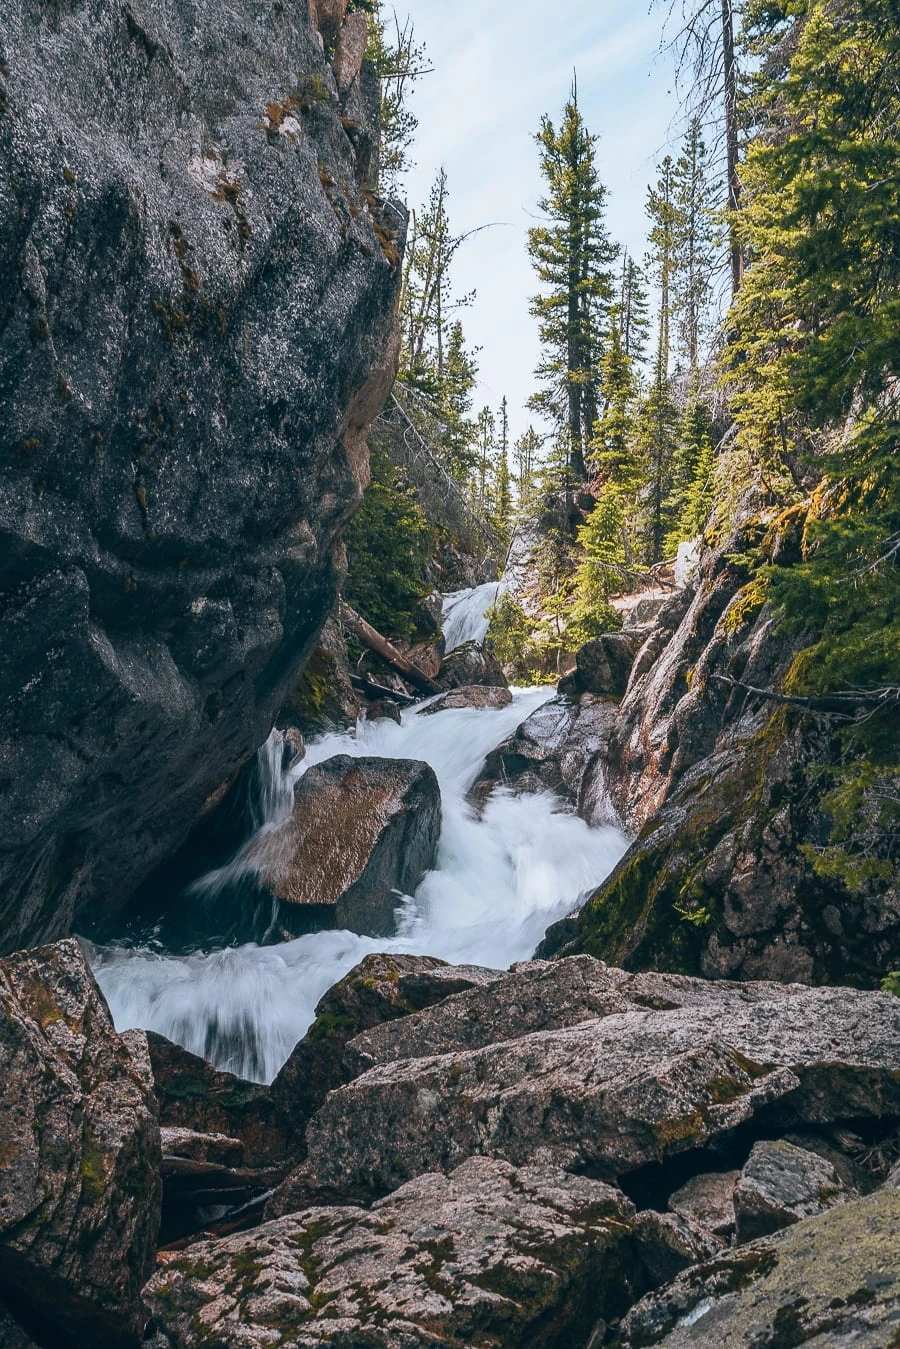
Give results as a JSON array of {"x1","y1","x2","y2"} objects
[{"x1": 396, "y1": 0, "x2": 682, "y2": 444}]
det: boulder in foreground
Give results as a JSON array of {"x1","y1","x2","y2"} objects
[
  {"x1": 275, "y1": 959, "x2": 900, "y2": 1207},
  {"x1": 144, "y1": 1157, "x2": 641, "y2": 1348},
  {"x1": 253, "y1": 755, "x2": 441, "y2": 936},
  {"x1": 0, "y1": 940, "x2": 161, "y2": 1348}
]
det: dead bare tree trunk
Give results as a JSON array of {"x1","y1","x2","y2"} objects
[{"x1": 339, "y1": 603, "x2": 441, "y2": 695}]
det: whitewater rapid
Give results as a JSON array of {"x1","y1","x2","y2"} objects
[
  {"x1": 90, "y1": 686, "x2": 628, "y2": 1084},
  {"x1": 441, "y1": 582, "x2": 499, "y2": 651}
]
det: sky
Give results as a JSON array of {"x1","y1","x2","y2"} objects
[{"x1": 394, "y1": 0, "x2": 684, "y2": 445}]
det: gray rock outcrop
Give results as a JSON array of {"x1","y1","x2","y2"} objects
[
  {"x1": 732, "y1": 1137, "x2": 851, "y2": 1242},
  {"x1": 0, "y1": 939, "x2": 161, "y2": 1347},
  {"x1": 144, "y1": 1157, "x2": 644, "y2": 1348},
  {"x1": 0, "y1": 0, "x2": 404, "y2": 951},
  {"x1": 619, "y1": 1185, "x2": 900, "y2": 1346},
  {"x1": 267, "y1": 958, "x2": 900, "y2": 1210},
  {"x1": 252, "y1": 755, "x2": 441, "y2": 936}
]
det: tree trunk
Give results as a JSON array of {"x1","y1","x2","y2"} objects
[
  {"x1": 339, "y1": 604, "x2": 441, "y2": 694},
  {"x1": 721, "y1": 0, "x2": 743, "y2": 295}
]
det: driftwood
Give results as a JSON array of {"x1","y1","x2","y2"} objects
[
  {"x1": 349, "y1": 673, "x2": 417, "y2": 705},
  {"x1": 340, "y1": 602, "x2": 441, "y2": 695}
]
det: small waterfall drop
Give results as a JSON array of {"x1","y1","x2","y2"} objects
[
  {"x1": 441, "y1": 581, "x2": 500, "y2": 651},
  {"x1": 90, "y1": 688, "x2": 628, "y2": 1084}
]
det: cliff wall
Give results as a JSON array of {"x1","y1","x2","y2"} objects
[{"x1": 0, "y1": 0, "x2": 403, "y2": 949}]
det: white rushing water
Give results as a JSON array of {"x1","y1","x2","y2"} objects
[
  {"x1": 91, "y1": 685, "x2": 628, "y2": 1084},
  {"x1": 441, "y1": 581, "x2": 499, "y2": 651}
]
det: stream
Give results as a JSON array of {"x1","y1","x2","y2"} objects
[{"x1": 90, "y1": 633, "x2": 629, "y2": 1085}]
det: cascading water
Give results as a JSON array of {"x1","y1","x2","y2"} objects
[
  {"x1": 441, "y1": 581, "x2": 500, "y2": 651},
  {"x1": 90, "y1": 679, "x2": 629, "y2": 1086}
]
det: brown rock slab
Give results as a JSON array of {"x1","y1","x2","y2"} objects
[
  {"x1": 252, "y1": 755, "x2": 441, "y2": 937},
  {"x1": 436, "y1": 640, "x2": 507, "y2": 690},
  {"x1": 332, "y1": 10, "x2": 368, "y2": 91},
  {"x1": 418, "y1": 684, "x2": 513, "y2": 715},
  {"x1": 144, "y1": 1157, "x2": 640, "y2": 1348},
  {"x1": 0, "y1": 939, "x2": 161, "y2": 1348}
]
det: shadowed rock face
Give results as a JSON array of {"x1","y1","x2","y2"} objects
[
  {"x1": 0, "y1": 0, "x2": 404, "y2": 951},
  {"x1": 0, "y1": 939, "x2": 161, "y2": 1348}
]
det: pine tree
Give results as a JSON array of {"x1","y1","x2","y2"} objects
[
  {"x1": 472, "y1": 407, "x2": 497, "y2": 517},
  {"x1": 617, "y1": 253, "x2": 651, "y2": 365},
  {"x1": 527, "y1": 89, "x2": 618, "y2": 479},
  {"x1": 671, "y1": 118, "x2": 718, "y2": 372},
  {"x1": 664, "y1": 378, "x2": 716, "y2": 551},
  {"x1": 513, "y1": 427, "x2": 542, "y2": 508},
  {"x1": 493, "y1": 398, "x2": 513, "y2": 534}
]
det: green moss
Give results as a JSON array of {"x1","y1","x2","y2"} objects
[{"x1": 80, "y1": 1123, "x2": 107, "y2": 1206}]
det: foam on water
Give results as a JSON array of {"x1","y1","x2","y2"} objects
[{"x1": 90, "y1": 684, "x2": 629, "y2": 1083}]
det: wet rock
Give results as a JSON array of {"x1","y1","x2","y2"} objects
[
  {"x1": 558, "y1": 631, "x2": 643, "y2": 699},
  {"x1": 472, "y1": 694, "x2": 619, "y2": 815},
  {"x1": 146, "y1": 1032, "x2": 289, "y2": 1169},
  {"x1": 364, "y1": 698, "x2": 402, "y2": 723},
  {"x1": 0, "y1": 0, "x2": 402, "y2": 952},
  {"x1": 668, "y1": 1172, "x2": 739, "y2": 1237},
  {"x1": 411, "y1": 591, "x2": 444, "y2": 637},
  {"x1": 436, "y1": 640, "x2": 507, "y2": 690},
  {"x1": 271, "y1": 953, "x2": 499, "y2": 1146},
  {"x1": 271, "y1": 964, "x2": 900, "y2": 1210},
  {"x1": 253, "y1": 755, "x2": 441, "y2": 937},
  {"x1": 419, "y1": 685, "x2": 513, "y2": 715},
  {"x1": 0, "y1": 1307, "x2": 39, "y2": 1349},
  {"x1": 473, "y1": 695, "x2": 577, "y2": 797},
  {"x1": 732, "y1": 1138, "x2": 851, "y2": 1242},
  {"x1": 0, "y1": 940, "x2": 161, "y2": 1348},
  {"x1": 145, "y1": 1157, "x2": 641, "y2": 1348},
  {"x1": 618, "y1": 1185, "x2": 900, "y2": 1346},
  {"x1": 405, "y1": 638, "x2": 444, "y2": 680}
]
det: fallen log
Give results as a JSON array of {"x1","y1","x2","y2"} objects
[
  {"x1": 349, "y1": 673, "x2": 417, "y2": 705},
  {"x1": 340, "y1": 602, "x2": 441, "y2": 695}
]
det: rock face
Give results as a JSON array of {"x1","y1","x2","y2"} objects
[
  {"x1": 0, "y1": 939, "x2": 161, "y2": 1347},
  {"x1": 619, "y1": 1185, "x2": 900, "y2": 1347},
  {"x1": 144, "y1": 1157, "x2": 643, "y2": 1349},
  {"x1": 558, "y1": 520, "x2": 900, "y2": 985},
  {"x1": 272, "y1": 952, "x2": 500, "y2": 1148},
  {"x1": 253, "y1": 755, "x2": 441, "y2": 936},
  {"x1": 268, "y1": 958, "x2": 900, "y2": 1210},
  {"x1": 0, "y1": 0, "x2": 404, "y2": 952},
  {"x1": 732, "y1": 1138, "x2": 851, "y2": 1242}
]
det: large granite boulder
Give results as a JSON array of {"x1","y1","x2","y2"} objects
[
  {"x1": 271, "y1": 953, "x2": 501, "y2": 1148},
  {"x1": 0, "y1": 940, "x2": 161, "y2": 1347},
  {"x1": 618, "y1": 1185, "x2": 900, "y2": 1346},
  {"x1": 0, "y1": 0, "x2": 404, "y2": 952},
  {"x1": 732, "y1": 1137, "x2": 852, "y2": 1242},
  {"x1": 418, "y1": 684, "x2": 513, "y2": 715},
  {"x1": 144, "y1": 1157, "x2": 644, "y2": 1348},
  {"x1": 269, "y1": 960, "x2": 900, "y2": 1209},
  {"x1": 252, "y1": 755, "x2": 441, "y2": 936}
]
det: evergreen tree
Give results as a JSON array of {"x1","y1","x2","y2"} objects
[
  {"x1": 493, "y1": 398, "x2": 513, "y2": 534},
  {"x1": 527, "y1": 90, "x2": 618, "y2": 479},
  {"x1": 513, "y1": 427, "x2": 542, "y2": 508},
  {"x1": 617, "y1": 253, "x2": 651, "y2": 365},
  {"x1": 664, "y1": 378, "x2": 716, "y2": 551},
  {"x1": 671, "y1": 117, "x2": 718, "y2": 372},
  {"x1": 472, "y1": 406, "x2": 497, "y2": 517}
]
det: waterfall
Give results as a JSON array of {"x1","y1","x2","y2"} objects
[
  {"x1": 441, "y1": 582, "x2": 500, "y2": 651},
  {"x1": 90, "y1": 688, "x2": 628, "y2": 1084}
]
